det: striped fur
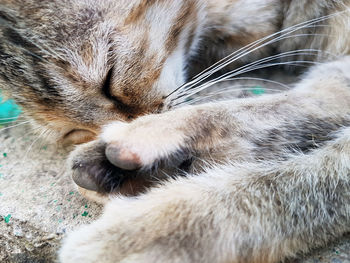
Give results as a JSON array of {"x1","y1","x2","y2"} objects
[{"x1": 1, "y1": 0, "x2": 350, "y2": 262}]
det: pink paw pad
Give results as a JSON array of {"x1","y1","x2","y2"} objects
[{"x1": 105, "y1": 144, "x2": 142, "y2": 170}]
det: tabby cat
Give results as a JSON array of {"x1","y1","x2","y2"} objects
[{"x1": 1, "y1": 0, "x2": 350, "y2": 262}]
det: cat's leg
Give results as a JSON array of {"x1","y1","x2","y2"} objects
[
  {"x1": 60, "y1": 127, "x2": 350, "y2": 263},
  {"x1": 61, "y1": 57, "x2": 350, "y2": 261},
  {"x1": 69, "y1": 56, "x2": 350, "y2": 195},
  {"x1": 101, "y1": 56, "x2": 350, "y2": 168}
]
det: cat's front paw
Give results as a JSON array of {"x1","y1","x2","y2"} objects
[
  {"x1": 69, "y1": 105, "x2": 236, "y2": 197},
  {"x1": 68, "y1": 140, "x2": 156, "y2": 197},
  {"x1": 69, "y1": 114, "x2": 195, "y2": 196},
  {"x1": 101, "y1": 119, "x2": 193, "y2": 172}
]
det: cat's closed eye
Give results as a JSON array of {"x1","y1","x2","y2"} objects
[
  {"x1": 101, "y1": 67, "x2": 135, "y2": 120},
  {"x1": 102, "y1": 67, "x2": 114, "y2": 103}
]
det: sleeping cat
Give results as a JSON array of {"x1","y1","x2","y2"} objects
[{"x1": 1, "y1": 0, "x2": 350, "y2": 262}]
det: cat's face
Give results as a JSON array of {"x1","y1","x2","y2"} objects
[{"x1": 0, "y1": 0, "x2": 197, "y2": 144}]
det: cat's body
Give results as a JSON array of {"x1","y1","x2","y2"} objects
[{"x1": 1, "y1": 0, "x2": 350, "y2": 262}]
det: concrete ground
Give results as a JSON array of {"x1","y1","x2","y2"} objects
[
  {"x1": 0, "y1": 76, "x2": 350, "y2": 262},
  {"x1": 0, "y1": 123, "x2": 103, "y2": 262}
]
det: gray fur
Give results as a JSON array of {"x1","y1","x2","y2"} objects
[{"x1": 1, "y1": 0, "x2": 350, "y2": 262}]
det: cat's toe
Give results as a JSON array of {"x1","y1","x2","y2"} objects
[
  {"x1": 72, "y1": 168, "x2": 99, "y2": 191},
  {"x1": 105, "y1": 143, "x2": 142, "y2": 171},
  {"x1": 101, "y1": 120, "x2": 191, "y2": 169},
  {"x1": 68, "y1": 117, "x2": 196, "y2": 197},
  {"x1": 69, "y1": 141, "x2": 127, "y2": 194},
  {"x1": 68, "y1": 140, "x2": 155, "y2": 196},
  {"x1": 104, "y1": 141, "x2": 194, "y2": 177},
  {"x1": 71, "y1": 157, "x2": 125, "y2": 193}
]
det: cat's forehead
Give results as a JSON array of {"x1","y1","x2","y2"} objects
[{"x1": 55, "y1": 0, "x2": 187, "y2": 85}]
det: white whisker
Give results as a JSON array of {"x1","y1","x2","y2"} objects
[
  {"x1": 224, "y1": 77, "x2": 290, "y2": 90},
  {"x1": 172, "y1": 49, "x2": 322, "y2": 103},
  {"x1": 177, "y1": 37, "x2": 331, "y2": 95},
  {"x1": 0, "y1": 121, "x2": 31, "y2": 133},
  {"x1": 167, "y1": 10, "x2": 347, "y2": 99},
  {"x1": 21, "y1": 129, "x2": 47, "y2": 163},
  {"x1": 189, "y1": 17, "x2": 339, "y2": 81},
  {"x1": 177, "y1": 87, "x2": 282, "y2": 107},
  {"x1": 174, "y1": 76, "x2": 290, "y2": 106},
  {"x1": 0, "y1": 120, "x2": 25, "y2": 125},
  {"x1": 176, "y1": 60, "x2": 320, "y2": 101},
  {"x1": 0, "y1": 116, "x2": 24, "y2": 121},
  {"x1": 177, "y1": 49, "x2": 322, "y2": 96}
]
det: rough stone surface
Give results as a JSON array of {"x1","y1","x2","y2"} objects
[{"x1": 0, "y1": 124, "x2": 102, "y2": 262}]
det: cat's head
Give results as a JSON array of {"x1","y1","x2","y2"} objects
[{"x1": 0, "y1": 0, "x2": 200, "y2": 144}]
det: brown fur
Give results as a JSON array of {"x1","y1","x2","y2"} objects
[{"x1": 1, "y1": 0, "x2": 350, "y2": 262}]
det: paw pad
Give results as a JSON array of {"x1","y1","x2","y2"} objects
[{"x1": 105, "y1": 144, "x2": 142, "y2": 170}]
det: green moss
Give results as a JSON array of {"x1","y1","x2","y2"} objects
[
  {"x1": 4, "y1": 214, "x2": 11, "y2": 223},
  {"x1": 250, "y1": 86, "x2": 266, "y2": 95},
  {"x1": 333, "y1": 249, "x2": 340, "y2": 255}
]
